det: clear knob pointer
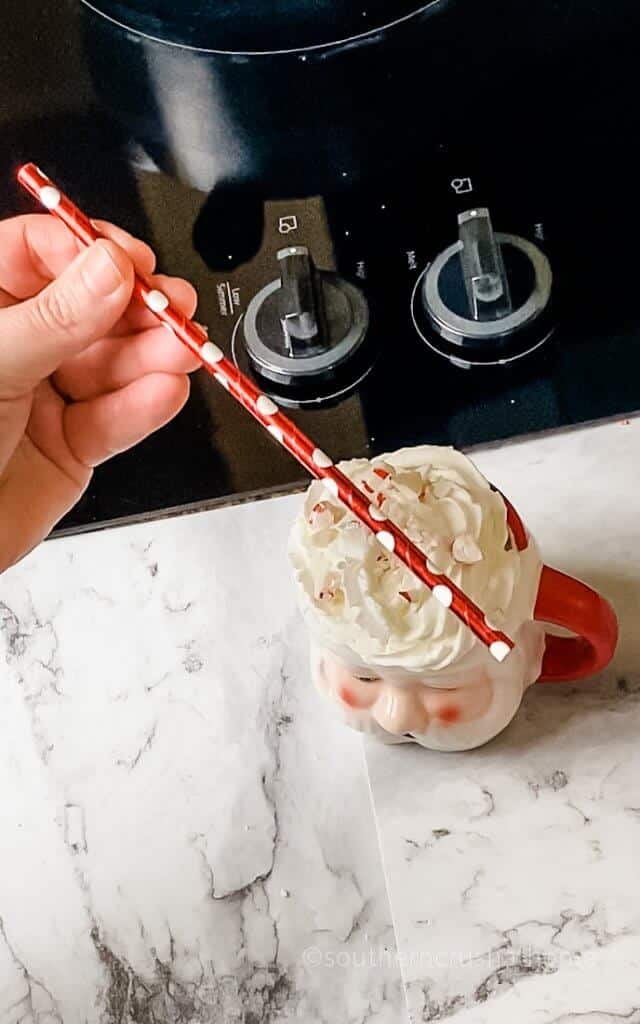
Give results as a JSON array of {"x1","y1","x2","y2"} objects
[
  {"x1": 277, "y1": 246, "x2": 325, "y2": 355},
  {"x1": 458, "y1": 208, "x2": 513, "y2": 321}
]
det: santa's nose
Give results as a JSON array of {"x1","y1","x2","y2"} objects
[{"x1": 373, "y1": 685, "x2": 430, "y2": 736}]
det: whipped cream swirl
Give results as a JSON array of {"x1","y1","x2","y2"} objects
[{"x1": 289, "y1": 445, "x2": 541, "y2": 672}]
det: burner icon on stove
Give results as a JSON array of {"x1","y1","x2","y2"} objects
[
  {"x1": 278, "y1": 215, "x2": 299, "y2": 234},
  {"x1": 451, "y1": 177, "x2": 474, "y2": 195}
]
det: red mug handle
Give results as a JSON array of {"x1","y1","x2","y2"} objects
[{"x1": 534, "y1": 565, "x2": 618, "y2": 683}]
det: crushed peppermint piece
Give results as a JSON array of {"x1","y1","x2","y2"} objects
[
  {"x1": 432, "y1": 479, "x2": 453, "y2": 499},
  {"x1": 308, "y1": 501, "x2": 339, "y2": 530},
  {"x1": 452, "y1": 534, "x2": 483, "y2": 565}
]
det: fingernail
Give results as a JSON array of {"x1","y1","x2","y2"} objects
[{"x1": 80, "y1": 242, "x2": 124, "y2": 296}]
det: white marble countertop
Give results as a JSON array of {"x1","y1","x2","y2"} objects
[{"x1": 2, "y1": 417, "x2": 640, "y2": 1023}]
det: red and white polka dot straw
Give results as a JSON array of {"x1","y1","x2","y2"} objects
[{"x1": 17, "y1": 163, "x2": 515, "y2": 662}]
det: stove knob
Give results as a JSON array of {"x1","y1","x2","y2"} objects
[
  {"x1": 243, "y1": 246, "x2": 369, "y2": 384},
  {"x1": 419, "y1": 208, "x2": 553, "y2": 365},
  {"x1": 277, "y1": 245, "x2": 327, "y2": 356}
]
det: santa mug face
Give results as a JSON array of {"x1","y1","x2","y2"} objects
[
  {"x1": 310, "y1": 619, "x2": 546, "y2": 752},
  {"x1": 290, "y1": 446, "x2": 618, "y2": 753}
]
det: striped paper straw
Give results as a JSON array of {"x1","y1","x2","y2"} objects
[{"x1": 17, "y1": 163, "x2": 514, "y2": 662}]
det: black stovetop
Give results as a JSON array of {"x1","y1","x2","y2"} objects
[{"x1": 3, "y1": 0, "x2": 640, "y2": 536}]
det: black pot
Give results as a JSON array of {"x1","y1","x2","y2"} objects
[
  {"x1": 78, "y1": 0, "x2": 463, "y2": 194},
  {"x1": 79, "y1": 0, "x2": 640, "y2": 198}
]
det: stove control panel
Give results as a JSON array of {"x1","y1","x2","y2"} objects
[{"x1": 194, "y1": 180, "x2": 557, "y2": 402}]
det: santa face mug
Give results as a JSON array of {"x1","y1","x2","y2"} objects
[{"x1": 289, "y1": 446, "x2": 618, "y2": 752}]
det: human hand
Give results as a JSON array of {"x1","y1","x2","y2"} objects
[{"x1": 0, "y1": 214, "x2": 200, "y2": 572}]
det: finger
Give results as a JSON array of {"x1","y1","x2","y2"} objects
[
  {"x1": 93, "y1": 221, "x2": 156, "y2": 276},
  {"x1": 0, "y1": 383, "x2": 90, "y2": 571},
  {"x1": 0, "y1": 214, "x2": 155, "y2": 304},
  {"x1": 0, "y1": 392, "x2": 32, "y2": 478},
  {"x1": 53, "y1": 325, "x2": 201, "y2": 401},
  {"x1": 63, "y1": 372, "x2": 190, "y2": 466},
  {"x1": 0, "y1": 239, "x2": 134, "y2": 396},
  {"x1": 114, "y1": 274, "x2": 199, "y2": 336},
  {"x1": 0, "y1": 439, "x2": 88, "y2": 572}
]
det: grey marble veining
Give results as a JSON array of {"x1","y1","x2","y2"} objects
[
  {"x1": 3, "y1": 416, "x2": 640, "y2": 1023},
  {"x1": 365, "y1": 418, "x2": 640, "y2": 1023},
  {"x1": 0, "y1": 495, "x2": 405, "y2": 1023}
]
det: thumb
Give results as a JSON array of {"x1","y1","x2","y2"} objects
[{"x1": 0, "y1": 239, "x2": 134, "y2": 394}]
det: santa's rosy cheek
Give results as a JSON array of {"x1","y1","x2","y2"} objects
[
  {"x1": 421, "y1": 678, "x2": 493, "y2": 724},
  {"x1": 437, "y1": 705, "x2": 460, "y2": 725},
  {"x1": 337, "y1": 676, "x2": 382, "y2": 710},
  {"x1": 339, "y1": 686, "x2": 363, "y2": 709}
]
